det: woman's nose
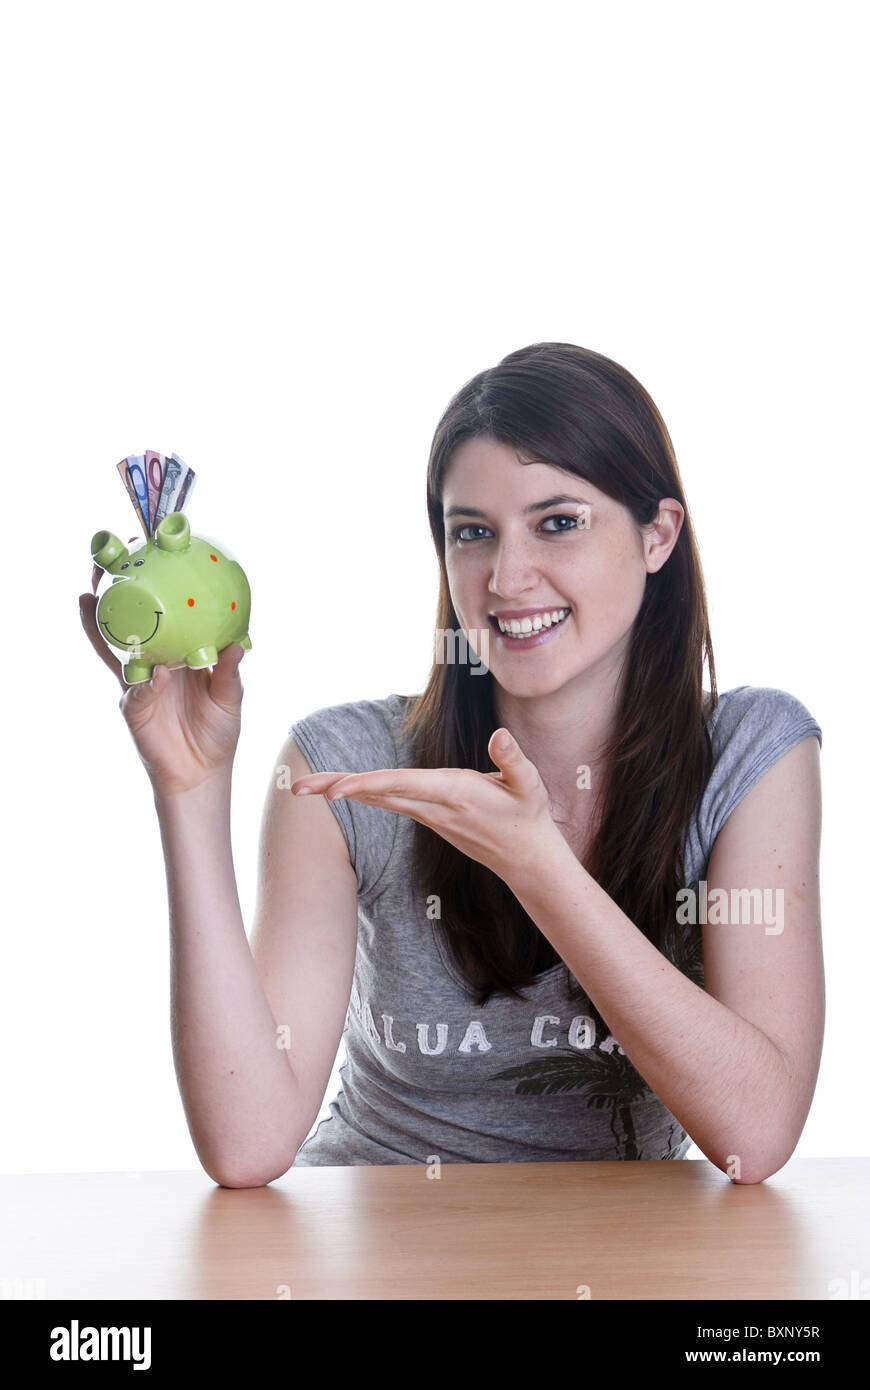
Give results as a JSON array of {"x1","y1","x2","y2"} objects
[{"x1": 487, "y1": 539, "x2": 539, "y2": 597}]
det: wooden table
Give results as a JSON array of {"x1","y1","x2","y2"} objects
[{"x1": 1, "y1": 1158, "x2": 867, "y2": 1301}]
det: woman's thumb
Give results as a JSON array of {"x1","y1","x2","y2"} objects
[
  {"x1": 209, "y1": 642, "x2": 245, "y2": 703},
  {"x1": 488, "y1": 728, "x2": 539, "y2": 792},
  {"x1": 489, "y1": 727, "x2": 518, "y2": 762},
  {"x1": 119, "y1": 664, "x2": 165, "y2": 715}
]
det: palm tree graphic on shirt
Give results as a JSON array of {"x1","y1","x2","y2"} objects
[{"x1": 488, "y1": 1047, "x2": 654, "y2": 1159}]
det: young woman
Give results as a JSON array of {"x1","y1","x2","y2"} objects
[{"x1": 79, "y1": 342, "x2": 823, "y2": 1186}]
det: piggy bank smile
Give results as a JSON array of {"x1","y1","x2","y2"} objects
[{"x1": 99, "y1": 609, "x2": 163, "y2": 648}]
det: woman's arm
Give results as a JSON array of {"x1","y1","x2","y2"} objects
[
  {"x1": 157, "y1": 773, "x2": 305, "y2": 1187},
  {"x1": 160, "y1": 735, "x2": 360, "y2": 1188},
  {"x1": 502, "y1": 735, "x2": 824, "y2": 1184}
]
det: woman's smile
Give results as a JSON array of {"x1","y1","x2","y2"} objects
[{"x1": 487, "y1": 606, "x2": 573, "y2": 650}]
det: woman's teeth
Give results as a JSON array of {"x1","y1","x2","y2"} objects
[{"x1": 495, "y1": 607, "x2": 570, "y2": 637}]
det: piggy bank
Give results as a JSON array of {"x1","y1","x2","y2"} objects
[{"x1": 90, "y1": 512, "x2": 252, "y2": 683}]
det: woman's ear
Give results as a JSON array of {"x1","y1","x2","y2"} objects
[{"x1": 643, "y1": 498, "x2": 684, "y2": 573}]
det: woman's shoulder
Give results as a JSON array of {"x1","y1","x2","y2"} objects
[
  {"x1": 703, "y1": 685, "x2": 822, "y2": 755},
  {"x1": 287, "y1": 693, "x2": 421, "y2": 901},
  {"x1": 690, "y1": 685, "x2": 822, "y2": 861},
  {"x1": 289, "y1": 691, "x2": 418, "y2": 773}
]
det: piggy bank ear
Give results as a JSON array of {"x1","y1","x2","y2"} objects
[
  {"x1": 91, "y1": 531, "x2": 130, "y2": 573},
  {"x1": 155, "y1": 512, "x2": 191, "y2": 552}
]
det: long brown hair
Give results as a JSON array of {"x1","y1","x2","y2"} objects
[{"x1": 399, "y1": 343, "x2": 716, "y2": 1038}]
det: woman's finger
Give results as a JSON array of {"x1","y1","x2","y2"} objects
[
  {"x1": 79, "y1": 591, "x2": 127, "y2": 690},
  {"x1": 291, "y1": 772, "x2": 353, "y2": 795},
  {"x1": 207, "y1": 641, "x2": 246, "y2": 713},
  {"x1": 82, "y1": 537, "x2": 146, "y2": 689},
  {"x1": 324, "y1": 789, "x2": 448, "y2": 831},
  {"x1": 293, "y1": 768, "x2": 479, "y2": 807}
]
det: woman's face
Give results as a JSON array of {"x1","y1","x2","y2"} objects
[{"x1": 441, "y1": 436, "x2": 682, "y2": 700}]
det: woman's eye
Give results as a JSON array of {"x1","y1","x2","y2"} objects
[
  {"x1": 451, "y1": 524, "x2": 492, "y2": 543},
  {"x1": 449, "y1": 515, "x2": 579, "y2": 544}
]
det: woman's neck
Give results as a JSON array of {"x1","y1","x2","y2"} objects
[{"x1": 492, "y1": 668, "x2": 621, "y2": 808}]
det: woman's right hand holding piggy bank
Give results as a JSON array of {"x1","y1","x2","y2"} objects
[{"x1": 79, "y1": 538, "x2": 247, "y2": 798}]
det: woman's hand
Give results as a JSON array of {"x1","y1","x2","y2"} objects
[
  {"x1": 79, "y1": 538, "x2": 247, "y2": 797},
  {"x1": 290, "y1": 728, "x2": 562, "y2": 883}
]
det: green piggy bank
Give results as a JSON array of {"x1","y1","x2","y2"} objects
[{"x1": 90, "y1": 512, "x2": 252, "y2": 683}]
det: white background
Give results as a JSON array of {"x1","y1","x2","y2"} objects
[{"x1": 2, "y1": 0, "x2": 866, "y2": 1173}]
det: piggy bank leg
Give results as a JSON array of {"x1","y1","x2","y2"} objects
[
  {"x1": 185, "y1": 645, "x2": 219, "y2": 669},
  {"x1": 124, "y1": 658, "x2": 154, "y2": 684},
  {"x1": 238, "y1": 633, "x2": 252, "y2": 650}
]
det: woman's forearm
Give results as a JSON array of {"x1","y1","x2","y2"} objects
[
  {"x1": 155, "y1": 774, "x2": 303, "y2": 1186},
  {"x1": 503, "y1": 832, "x2": 796, "y2": 1183}
]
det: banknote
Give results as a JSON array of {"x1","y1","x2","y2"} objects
[
  {"x1": 125, "y1": 455, "x2": 151, "y2": 534},
  {"x1": 144, "y1": 451, "x2": 165, "y2": 532},
  {"x1": 169, "y1": 453, "x2": 197, "y2": 513},
  {"x1": 153, "y1": 452, "x2": 196, "y2": 527},
  {"x1": 115, "y1": 459, "x2": 149, "y2": 536}
]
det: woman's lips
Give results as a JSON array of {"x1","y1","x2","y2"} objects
[{"x1": 487, "y1": 609, "x2": 572, "y2": 650}]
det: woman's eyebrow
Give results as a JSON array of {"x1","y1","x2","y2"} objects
[{"x1": 444, "y1": 493, "x2": 593, "y2": 520}]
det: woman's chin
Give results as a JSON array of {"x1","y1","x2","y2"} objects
[{"x1": 491, "y1": 664, "x2": 577, "y2": 698}]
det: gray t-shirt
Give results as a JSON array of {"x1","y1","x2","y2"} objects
[{"x1": 288, "y1": 686, "x2": 822, "y2": 1166}]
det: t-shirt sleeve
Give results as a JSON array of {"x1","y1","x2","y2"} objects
[
  {"x1": 695, "y1": 686, "x2": 822, "y2": 859},
  {"x1": 289, "y1": 698, "x2": 399, "y2": 902}
]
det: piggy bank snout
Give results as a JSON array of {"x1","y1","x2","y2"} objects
[{"x1": 97, "y1": 582, "x2": 162, "y2": 647}]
